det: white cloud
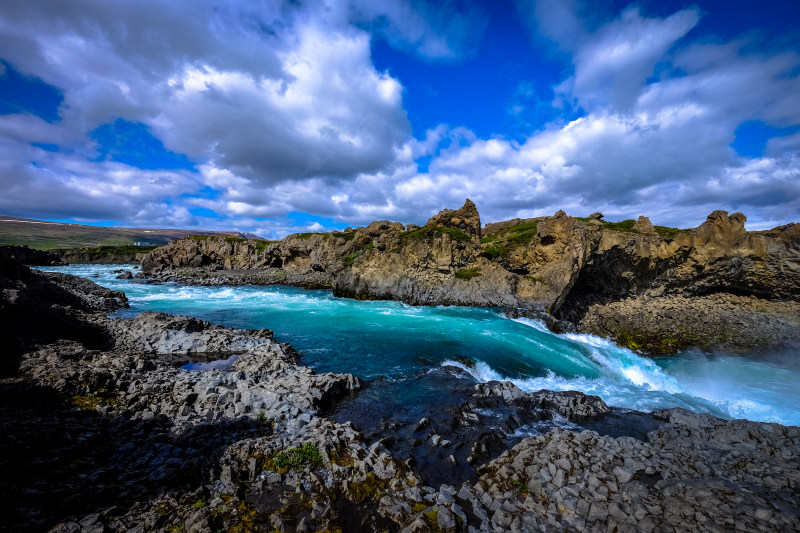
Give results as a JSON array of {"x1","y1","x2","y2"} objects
[
  {"x1": 0, "y1": 0, "x2": 798, "y2": 234},
  {"x1": 348, "y1": 0, "x2": 488, "y2": 59}
]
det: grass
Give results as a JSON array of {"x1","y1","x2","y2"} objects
[
  {"x1": 346, "y1": 472, "x2": 385, "y2": 504},
  {"x1": 293, "y1": 232, "x2": 329, "y2": 240},
  {"x1": 455, "y1": 267, "x2": 481, "y2": 280},
  {"x1": 653, "y1": 225, "x2": 690, "y2": 240},
  {"x1": 580, "y1": 218, "x2": 689, "y2": 240},
  {"x1": 254, "y1": 240, "x2": 277, "y2": 253},
  {"x1": 271, "y1": 443, "x2": 323, "y2": 471},
  {"x1": 343, "y1": 251, "x2": 360, "y2": 266},
  {"x1": 480, "y1": 221, "x2": 539, "y2": 261},
  {"x1": 602, "y1": 219, "x2": 637, "y2": 232},
  {"x1": 71, "y1": 389, "x2": 120, "y2": 411},
  {"x1": 510, "y1": 480, "x2": 529, "y2": 495},
  {"x1": 400, "y1": 226, "x2": 473, "y2": 244}
]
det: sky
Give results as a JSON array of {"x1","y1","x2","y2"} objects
[{"x1": 1, "y1": 0, "x2": 799, "y2": 238}]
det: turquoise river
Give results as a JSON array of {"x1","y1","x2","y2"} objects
[{"x1": 39, "y1": 264, "x2": 800, "y2": 426}]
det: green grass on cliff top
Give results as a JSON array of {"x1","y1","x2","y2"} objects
[
  {"x1": 481, "y1": 221, "x2": 539, "y2": 260},
  {"x1": 575, "y1": 217, "x2": 690, "y2": 240},
  {"x1": 400, "y1": 226, "x2": 473, "y2": 243}
]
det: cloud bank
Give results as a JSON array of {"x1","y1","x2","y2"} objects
[{"x1": 0, "y1": 0, "x2": 798, "y2": 237}]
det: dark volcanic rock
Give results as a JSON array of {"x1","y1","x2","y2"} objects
[
  {"x1": 0, "y1": 255, "x2": 125, "y2": 376},
  {"x1": 1, "y1": 254, "x2": 799, "y2": 533}
]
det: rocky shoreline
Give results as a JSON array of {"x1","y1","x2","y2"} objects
[
  {"x1": 136, "y1": 201, "x2": 800, "y2": 355},
  {"x1": 2, "y1": 254, "x2": 799, "y2": 532}
]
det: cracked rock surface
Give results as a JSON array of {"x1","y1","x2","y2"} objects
[{"x1": 1, "y1": 255, "x2": 798, "y2": 532}]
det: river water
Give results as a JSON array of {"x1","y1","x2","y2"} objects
[{"x1": 39, "y1": 264, "x2": 800, "y2": 426}]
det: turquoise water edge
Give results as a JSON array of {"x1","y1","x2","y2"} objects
[{"x1": 40, "y1": 264, "x2": 800, "y2": 426}]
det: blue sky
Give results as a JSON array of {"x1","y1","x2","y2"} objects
[{"x1": 0, "y1": 0, "x2": 798, "y2": 238}]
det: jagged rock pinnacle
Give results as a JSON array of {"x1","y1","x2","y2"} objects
[{"x1": 424, "y1": 199, "x2": 482, "y2": 239}]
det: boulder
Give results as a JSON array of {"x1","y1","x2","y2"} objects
[
  {"x1": 425, "y1": 199, "x2": 482, "y2": 239},
  {"x1": 633, "y1": 216, "x2": 656, "y2": 235}
]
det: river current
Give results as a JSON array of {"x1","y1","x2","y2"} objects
[{"x1": 39, "y1": 264, "x2": 800, "y2": 426}]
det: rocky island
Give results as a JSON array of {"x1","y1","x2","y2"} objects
[{"x1": 2, "y1": 200, "x2": 799, "y2": 532}]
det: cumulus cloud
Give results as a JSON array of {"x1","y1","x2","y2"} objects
[
  {"x1": 1, "y1": 0, "x2": 798, "y2": 235},
  {"x1": 373, "y1": 1, "x2": 800, "y2": 228},
  {"x1": 0, "y1": 136, "x2": 200, "y2": 223},
  {"x1": 348, "y1": 0, "x2": 488, "y2": 59}
]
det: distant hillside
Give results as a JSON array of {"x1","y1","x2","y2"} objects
[{"x1": 0, "y1": 215, "x2": 264, "y2": 250}]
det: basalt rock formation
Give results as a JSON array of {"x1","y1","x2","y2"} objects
[
  {"x1": 2, "y1": 257, "x2": 799, "y2": 532},
  {"x1": 140, "y1": 201, "x2": 800, "y2": 354}
]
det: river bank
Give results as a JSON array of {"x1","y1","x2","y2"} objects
[
  {"x1": 3, "y1": 255, "x2": 799, "y2": 532},
  {"x1": 138, "y1": 202, "x2": 800, "y2": 356}
]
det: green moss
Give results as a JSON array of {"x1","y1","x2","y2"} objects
[
  {"x1": 455, "y1": 267, "x2": 481, "y2": 280},
  {"x1": 601, "y1": 219, "x2": 637, "y2": 232},
  {"x1": 439, "y1": 227, "x2": 473, "y2": 242},
  {"x1": 342, "y1": 231, "x2": 357, "y2": 241},
  {"x1": 363, "y1": 242, "x2": 374, "y2": 250},
  {"x1": 506, "y1": 229, "x2": 538, "y2": 246},
  {"x1": 510, "y1": 480, "x2": 529, "y2": 495},
  {"x1": 412, "y1": 503, "x2": 428, "y2": 513},
  {"x1": 525, "y1": 275, "x2": 545, "y2": 284},
  {"x1": 347, "y1": 472, "x2": 385, "y2": 504},
  {"x1": 480, "y1": 235, "x2": 495, "y2": 244},
  {"x1": 400, "y1": 226, "x2": 473, "y2": 244},
  {"x1": 481, "y1": 243, "x2": 510, "y2": 261},
  {"x1": 653, "y1": 225, "x2": 690, "y2": 240},
  {"x1": 424, "y1": 507, "x2": 441, "y2": 531},
  {"x1": 329, "y1": 444, "x2": 355, "y2": 467},
  {"x1": 270, "y1": 442, "x2": 323, "y2": 472},
  {"x1": 480, "y1": 221, "x2": 539, "y2": 262},
  {"x1": 71, "y1": 389, "x2": 120, "y2": 411},
  {"x1": 253, "y1": 240, "x2": 277, "y2": 253},
  {"x1": 507, "y1": 221, "x2": 538, "y2": 234},
  {"x1": 343, "y1": 251, "x2": 360, "y2": 266},
  {"x1": 293, "y1": 232, "x2": 328, "y2": 239}
]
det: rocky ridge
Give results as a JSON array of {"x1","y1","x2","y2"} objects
[
  {"x1": 1, "y1": 255, "x2": 799, "y2": 532},
  {"x1": 141, "y1": 202, "x2": 800, "y2": 353}
]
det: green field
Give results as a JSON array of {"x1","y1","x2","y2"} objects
[{"x1": 0, "y1": 215, "x2": 263, "y2": 250}]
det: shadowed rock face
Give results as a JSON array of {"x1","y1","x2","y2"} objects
[{"x1": 139, "y1": 203, "x2": 800, "y2": 353}]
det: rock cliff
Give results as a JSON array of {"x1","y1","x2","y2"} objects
[{"x1": 140, "y1": 202, "x2": 800, "y2": 353}]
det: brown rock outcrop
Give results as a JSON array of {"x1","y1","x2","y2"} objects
[
  {"x1": 425, "y1": 198, "x2": 482, "y2": 239},
  {"x1": 139, "y1": 203, "x2": 800, "y2": 353}
]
